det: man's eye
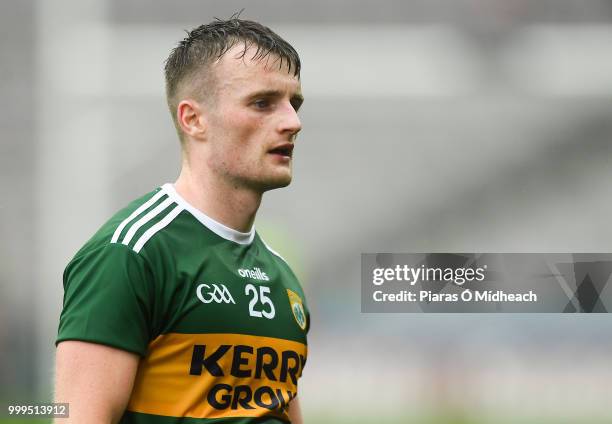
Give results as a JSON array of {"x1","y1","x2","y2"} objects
[{"x1": 253, "y1": 99, "x2": 270, "y2": 109}]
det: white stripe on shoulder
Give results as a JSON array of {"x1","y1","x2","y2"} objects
[
  {"x1": 262, "y1": 240, "x2": 289, "y2": 264},
  {"x1": 133, "y1": 205, "x2": 183, "y2": 253},
  {"x1": 122, "y1": 197, "x2": 174, "y2": 246},
  {"x1": 111, "y1": 190, "x2": 166, "y2": 243}
]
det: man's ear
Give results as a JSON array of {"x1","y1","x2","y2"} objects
[{"x1": 177, "y1": 99, "x2": 206, "y2": 140}]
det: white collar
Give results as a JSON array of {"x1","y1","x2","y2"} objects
[{"x1": 161, "y1": 183, "x2": 255, "y2": 245}]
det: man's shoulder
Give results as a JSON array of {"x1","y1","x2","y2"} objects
[
  {"x1": 71, "y1": 186, "x2": 176, "y2": 261},
  {"x1": 256, "y1": 234, "x2": 292, "y2": 268},
  {"x1": 255, "y1": 234, "x2": 303, "y2": 284}
]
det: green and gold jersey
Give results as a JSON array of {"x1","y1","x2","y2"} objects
[{"x1": 57, "y1": 184, "x2": 309, "y2": 423}]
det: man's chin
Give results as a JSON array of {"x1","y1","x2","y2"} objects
[
  {"x1": 264, "y1": 176, "x2": 292, "y2": 191},
  {"x1": 256, "y1": 173, "x2": 292, "y2": 192}
]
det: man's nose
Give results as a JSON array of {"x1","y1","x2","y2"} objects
[{"x1": 278, "y1": 102, "x2": 302, "y2": 137}]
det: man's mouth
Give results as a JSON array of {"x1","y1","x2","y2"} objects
[{"x1": 268, "y1": 143, "x2": 294, "y2": 158}]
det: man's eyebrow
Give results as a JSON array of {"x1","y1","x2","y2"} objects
[
  {"x1": 246, "y1": 90, "x2": 281, "y2": 99},
  {"x1": 291, "y1": 94, "x2": 304, "y2": 110},
  {"x1": 247, "y1": 90, "x2": 304, "y2": 102}
]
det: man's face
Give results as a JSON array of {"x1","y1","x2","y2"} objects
[{"x1": 201, "y1": 44, "x2": 303, "y2": 192}]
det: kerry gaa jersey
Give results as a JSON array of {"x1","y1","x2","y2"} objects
[{"x1": 57, "y1": 183, "x2": 309, "y2": 423}]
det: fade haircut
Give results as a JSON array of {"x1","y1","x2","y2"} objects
[{"x1": 164, "y1": 17, "x2": 301, "y2": 142}]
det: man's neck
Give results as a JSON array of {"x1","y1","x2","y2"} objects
[{"x1": 173, "y1": 166, "x2": 262, "y2": 233}]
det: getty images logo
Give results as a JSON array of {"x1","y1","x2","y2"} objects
[{"x1": 238, "y1": 267, "x2": 269, "y2": 281}]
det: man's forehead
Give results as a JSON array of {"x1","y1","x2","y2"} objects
[{"x1": 213, "y1": 44, "x2": 299, "y2": 83}]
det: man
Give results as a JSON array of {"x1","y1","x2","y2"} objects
[{"x1": 55, "y1": 18, "x2": 309, "y2": 424}]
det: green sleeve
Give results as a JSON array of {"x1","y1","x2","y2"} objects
[{"x1": 56, "y1": 243, "x2": 155, "y2": 356}]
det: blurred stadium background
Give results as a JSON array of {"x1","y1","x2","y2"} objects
[{"x1": 2, "y1": 0, "x2": 612, "y2": 422}]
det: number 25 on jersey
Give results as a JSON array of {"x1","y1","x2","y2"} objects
[{"x1": 245, "y1": 284, "x2": 275, "y2": 319}]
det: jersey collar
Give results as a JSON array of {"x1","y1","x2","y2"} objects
[{"x1": 161, "y1": 183, "x2": 255, "y2": 245}]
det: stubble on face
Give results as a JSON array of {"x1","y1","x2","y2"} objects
[{"x1": 198, "y1": 44, "x2": 303, "y2": 194}]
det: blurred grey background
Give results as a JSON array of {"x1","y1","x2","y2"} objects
[{"x1": 2, "y1": 0, "x2": 612, "y2": 422}]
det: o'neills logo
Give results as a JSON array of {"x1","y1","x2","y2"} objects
[
  {"x1": 190, "y1": 344, "x2": 305, "y2": 411},
  {"x1": 238, "y1": 267, "x2": 269, "y2": 281}
]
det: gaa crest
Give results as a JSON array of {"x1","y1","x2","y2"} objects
[{"x1": 286, "y1": 289, "x2": 307, "y2": 330}]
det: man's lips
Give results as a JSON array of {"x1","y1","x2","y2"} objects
[{"x1": 268, "y1": 143, "x2": 294, "y2": 158}]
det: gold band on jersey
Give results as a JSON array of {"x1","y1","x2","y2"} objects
[{"x1": 127, "y1": 333, "x2": 307, "y2": 420}]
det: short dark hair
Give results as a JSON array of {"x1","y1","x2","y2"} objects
[{"x1": 164, "y1": 17, "x2": 301, "y2": 138}]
